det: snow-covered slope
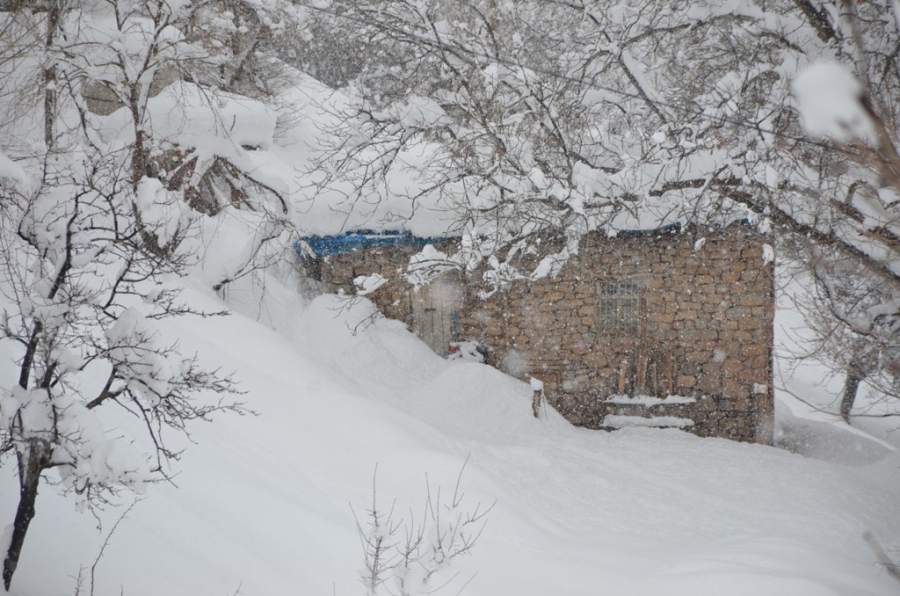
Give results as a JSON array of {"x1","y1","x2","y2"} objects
[{"x1": 3, "y1": 283, "x2": 899, "y2": 596}]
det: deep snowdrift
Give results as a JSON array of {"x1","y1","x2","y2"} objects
[{"x1": 2, "y1": 289, "x2": 899, "y2": 596}]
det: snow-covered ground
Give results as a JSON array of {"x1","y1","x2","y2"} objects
[
  {"x1": 3, "y1": 275, "x2": 898, "y2": 596},
  {"x1": 773, "y1": 267, "x2": 900, "y2": 465}
]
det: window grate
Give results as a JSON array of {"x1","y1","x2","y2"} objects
[{"x1": 599, "y1": 283, "x2": 639, "y2": 333}]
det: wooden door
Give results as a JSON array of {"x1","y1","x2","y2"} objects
[{"x1": 411, "y1": 274, "x2": 463, "y2": 355}]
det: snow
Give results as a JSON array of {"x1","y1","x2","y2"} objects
[
  {"x1": 2, "y1": 6, "x2": 900, "y2": 595},
  {"x1": 353, "y1": 273, "x2": 388, "y2": 296},
  {"x1": 603, "y1": 414, "x2": 695, "y2": 428},
  {"x1": 405, "y1": 244, "x2": 460, "y2": 287},
  {"x1": 693, "y1": 237, "x2": 706, "y2": 252},
  {"x1": 605, "y1": 394, "x2": 696, "y2": 406},
  {"x1": 135, "y1": 177, "x2": 194, "y2": 249},
  {"x1": 0, "y1": 151, "x2": 25, "y2": 184},
  {"x1": 3, "y1": 283, "x2": 899, "y2": 596},
  {"x1": 792, "y1": 62, "x2": 876, "y2": 143},
  {"x1": 97, "y1": 81, "x2": 277, "y2": 154},
  {"x1": 372, "y1": 95, "x2": 450, "y2": 128},
  {"x1": 773, "y1": 263, "x2": 900, "y2": 465}
]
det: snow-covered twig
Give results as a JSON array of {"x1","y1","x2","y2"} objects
[{"x1": 353, "y1": 459, "x2": 493, "y2": 596}]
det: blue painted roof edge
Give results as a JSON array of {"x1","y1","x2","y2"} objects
[
  {"x1": 296, "y1": 219, "x2": 756, "y2": 258},
  {"x1": 295, "y1": 230, "x2": 456, "y2": 258}
]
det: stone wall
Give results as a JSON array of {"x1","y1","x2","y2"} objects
[
  {"x1": 315, "y1": 243, "x2": 442, "y2": 327},
  {"x1": 314, "y1": 225, "x2": 774, "y2": 443}
]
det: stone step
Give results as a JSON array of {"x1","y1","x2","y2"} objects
[
  {"x1": 601, "y1": 414, "x2": 695, "y2": 429},
  {"x1": 600, "y1": 396, "x2": 697, "y2": 430},
  {"x1": 603, "y1": 396, "x2": 695, "y2": 419}
]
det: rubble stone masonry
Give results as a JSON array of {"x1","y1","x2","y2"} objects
[{"x1": 315, "y1": 225, "x2": 774, "y2": 443}]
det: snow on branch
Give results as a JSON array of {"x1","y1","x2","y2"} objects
[{"x1": 792, "y1": 62, "x2": 876, "y2": 143}]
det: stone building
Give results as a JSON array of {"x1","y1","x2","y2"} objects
[{"x1": 302, "y1": 224, "x2": 775, "y2": 444}]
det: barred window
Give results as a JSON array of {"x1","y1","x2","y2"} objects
[{"x1": 599, "y1": 283, "x2": 639, "y2": 333}]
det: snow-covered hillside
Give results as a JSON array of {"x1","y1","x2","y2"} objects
[{"x1": 3, "y1": 279, "x2": 898, "y2": 596}]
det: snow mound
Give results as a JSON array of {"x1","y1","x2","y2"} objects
[
  {"x1": 295, "y1": 294, "x2": 568, "y2": 443},
  {"x1": 4, "y1": 287, "x2": 900, "y2": 596},
  {"x1": 97, "y1": 81, "x2": 276, "y2": 152},
  {"x1": 404, "y1": 363, "x2": 557, "y2": 442},
  {"x1": 775, "y1": 399, "x2": 895, "y2": 465}
]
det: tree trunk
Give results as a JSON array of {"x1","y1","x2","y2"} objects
[
  {"x1": 3, "y1": 440, "x2": 52, "y2": 591},
  {"x1": 840, "y1": 365, "x2": 865, "y2": 423},
  {"x1": 130, "y1": 100, "x2": 145, "y2": 191},
  {"x1": 42, "y1": 1, "x2": 62, "y2": 150}
]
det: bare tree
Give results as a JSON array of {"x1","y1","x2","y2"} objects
[
  {"x1": 782, "y1": 245, "x2": 900, "y2": 420},
  {"x1": 0, "y1": 144, "x2": 249, "y2": 590},
  {"x1": 354, "y1": 463, "x2": 492, "y2": 596},
  {"x1": 0, "y1": 0, "x2": 309, "y2": 588},
  {"x1": 304, "y1": 0, "x2": 897, "y2": 288},
  {"x1": 781, "y1": 0, "x2": 900, "y2": 421}
]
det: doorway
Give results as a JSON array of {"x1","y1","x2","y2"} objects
[{"x1": 410, "y1": 274, "x2": 464, "y2": 355}]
